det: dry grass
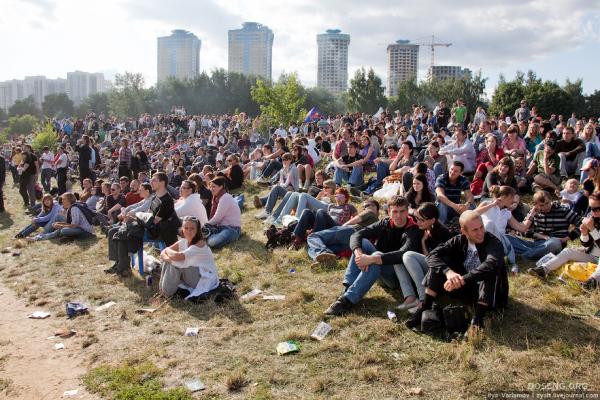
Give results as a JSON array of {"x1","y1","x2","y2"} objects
[{"x1": 1, "y1": 183, "x2": 600, "y2": 399}]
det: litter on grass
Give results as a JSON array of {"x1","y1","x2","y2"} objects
[
  {"x1": 310, "y1": 322, "x2": 332, "y2": 341},
  {"x1": 387, "y1": 310, "x2": 398, "y2": 322},
  {"x1": 95, "y1": 301, "x2": 116, "y2": 311},
  {"x1": 62, "y1": 389, "x2": 78, "y2": 397},
  {"x1": 277, "y1": 340, "x2": 300, "y2": 355},
  {"x1": 263, "y1": 295, "x2": 285, "y2": 301},
  {"x1": 240, "y1": 289, "x2": 262, "y2": 301},
  {"x1": 185, "y1": 327, "x2": 199, "y2": 337},
  {"x1": 184, "y1": 378, "x2": 205, "y2": 392},
  {"x1": 66, "y1": 302, "x2": 88, "y2": 319},
  {"x1": 54, "y1": 343, "x2": 65, "y2": 350},
  {"x1": 28, "y1": 311, "x2": 50, "y2": 319}
]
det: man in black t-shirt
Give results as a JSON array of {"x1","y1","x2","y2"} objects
[
  {"x1": 75, "y1": 135, "x2": 93, "y2": 186},
  {"x1": 333, "y1": 141, "x2": 364, "y2": 187},
  {"x1": 18, "y1": 145, "x2": 38, "y2": 209}
]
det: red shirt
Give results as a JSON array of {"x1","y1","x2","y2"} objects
[{"x1": 125, "y1": 192, "x2": 142, "y2": 207}]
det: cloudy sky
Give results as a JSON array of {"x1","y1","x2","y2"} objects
[{"x1": 2, "y1": 0, "x2": 600, "y2": 98}]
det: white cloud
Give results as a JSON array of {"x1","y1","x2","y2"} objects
[{"x1": 1, "y1": 0, "x2": 599, "y2": 93}]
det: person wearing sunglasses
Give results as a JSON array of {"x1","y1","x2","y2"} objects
[
  {"x1": 530, "y1": 192, "x2": 600, "y2": 285},
  {"x1": 175, "y1": 180, "x2": 208, "y2": 225}
]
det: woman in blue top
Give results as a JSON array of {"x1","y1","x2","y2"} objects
[{"x1": 14, "y1": 194, "x2": 62, "y2": 238}]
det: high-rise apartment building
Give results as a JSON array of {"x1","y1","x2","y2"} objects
[
  {"x1": 157, "y1": 29, "x2": 201, "y2": 83},
  {"x1": 228, "y1": 22, "x2": 274, "y2": 80},
  {"x1": 386, "y1": 40, "x2": 419, "y2": 97},
  {"x1": 67, "y1": 71, "x2": 106, "y2": 105},
  {"x1": 316, "y1": 29, "x2": 350, "y2": 95},
  {"x1": 429, "y1": 65, "x2": 471, "y2": 81}
]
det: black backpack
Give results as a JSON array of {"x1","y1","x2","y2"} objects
[
  {"x1": 265, "y1": 221, "x2": 298, "y2": 250},
  {"x1": 185, "y1": 278, "x2": 237, "y2": 303},
  {"x1": 67, "y1": 202, "x2": 96, "y2": 225}
]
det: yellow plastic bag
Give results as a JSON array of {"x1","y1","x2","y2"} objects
[{"x1": 556, "y1": 262, "x2": 597, "y2": 282}]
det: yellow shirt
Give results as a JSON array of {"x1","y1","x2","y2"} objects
[{"x1": 11, "y1": 153, "x2": 22, "y2": 166}]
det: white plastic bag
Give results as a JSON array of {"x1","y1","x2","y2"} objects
[{"x1": 373, "y1": 182, "x2": 401, "y2": 202}]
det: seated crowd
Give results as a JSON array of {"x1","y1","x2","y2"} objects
[{"x1": 5, "y1": 102, "x2": 600, "y2": 336}]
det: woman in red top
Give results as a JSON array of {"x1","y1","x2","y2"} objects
[{"x1": 470, "y1": 134, "x2": 505, "y2": 195}]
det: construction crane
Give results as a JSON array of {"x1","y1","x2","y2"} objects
[{"x1": 412, "y1": 35, "x2": 452, "y2": 78}]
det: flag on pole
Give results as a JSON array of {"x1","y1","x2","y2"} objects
[{"x1": 304, "y1": 107, "x2": 321, "y2": 122}]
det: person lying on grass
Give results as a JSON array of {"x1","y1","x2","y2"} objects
[
  {"x1": 405, "y1": 211, "x2": 507, "y2": 335},
  {"x1": 151, "y1": 216, "x2": 219, "y2": 305}
]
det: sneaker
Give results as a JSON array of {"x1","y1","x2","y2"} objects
[
  {"x1": 323, "y1": 296, "x2": 353, "y2": 316},
  {"x1": 582, "y1": 278, "x2": 598, "y2": 291},
  {"x1": 405, "y1": 306, "x2": 424, "y2": 329},
  {"x1": 253, "y1": 195, "x2": 262, "y2": 209},
  {"x1": 104, "y1": 264, "x2": 118, "y2": 274},
  {"x1": 315, "y1": 252, "x2": 337, "y2": 264},
  {"x1": 528, "y1": 266, "x2": 546, "y2": 279},
  {"x1": 255, "y1": 210, "x2": 270, "y2": 219}
]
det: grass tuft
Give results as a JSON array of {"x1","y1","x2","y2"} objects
[{"x1": 225, "y1": 369, "x2": 249, "y2": 392}]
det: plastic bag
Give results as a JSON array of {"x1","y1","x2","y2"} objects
[
  {"x1": 558, "y1": 262, "x2": 597, "y2": 282},
  {"x1": 373, "y1": 181, "x2": 401, "y2": 202}
]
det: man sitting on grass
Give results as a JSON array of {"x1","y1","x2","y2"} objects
[
  {"x1": 323, "y1": 196, "x2": 421, "y2": 316},
  {"x1": 405, "y1": 211, "x2": 506, "y2": 334}
]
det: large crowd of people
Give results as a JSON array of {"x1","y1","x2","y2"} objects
[{"x1": 2, "y1": 99, "x2": 600, "y2": 337}]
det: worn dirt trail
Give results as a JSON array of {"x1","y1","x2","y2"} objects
[{"x1": 0, "y1": 281, "x2": 97, "y2": 400}]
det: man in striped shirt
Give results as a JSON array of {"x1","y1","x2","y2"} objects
[{"x1": 508, "y1": 190, "x2": 581, "y2": 262}]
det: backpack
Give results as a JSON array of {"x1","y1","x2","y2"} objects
[
  {"x1": 265, "y1": 221, "x2": 298, "y2": 250},
  {"x1": 442, "y1": 305, "x2": 470, "y2": 337},
  {"x1": 67, "y1": 202, "x2": 96, "y2": 225},
  {"x1": 185, "y1": 278, "x2": 237, "y2": 303}
]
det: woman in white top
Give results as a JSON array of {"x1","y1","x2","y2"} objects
[
  {"x1": 475, "y1": 185, "x2": 532, "y2": 274},
  {"x1": 157, "y1": 216, "x2": 219, "y2": 300},
  {"x1": 174, "y1": 179, "x2": 208, "y2": 224}
]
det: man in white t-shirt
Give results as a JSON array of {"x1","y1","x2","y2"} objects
[
  {"x1": 40, "y1": 146, "x2": 55, "y2": 193},
  {"x1": 274, "y1": 124, "x2": 288, "y2": 138}
]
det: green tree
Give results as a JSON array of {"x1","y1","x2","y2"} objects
[
  {"x1": 9, "y1": 96, "x2": 41, "y2": 117},
  {"x1": 108, "y1": 72, "x2": 149, "y2": 118},
  {"x1": 251, "y1": 73, "x2": 307, "y2": 126},
  {"x1": 5, "y1": 114, "x2": 39, "y2": 137},
  {"x1": 585, "y1": 90, "x2": 600, "y2": 118},
  {"x1": 31, "y1": 122, "x2": 59, "y2": 152},
  {"x1": 80, "y1": 92, "x2": 109, "y2": 116},
  {"x1": 42, "y1": 93, "x2": 74, "y2": 118},
  {"x1": 347, "y1": 68, "x2": 387, "y2": 113},
  {"x1": 304, "y1": 87, "x2": 346, "y2": 117}
]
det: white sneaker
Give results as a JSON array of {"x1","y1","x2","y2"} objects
[
  {"x1": 255, "y1": 210, "x2": 270, "y2": 219},
  {"x1": 264, "y1": 215, "x2": 275, "y2": 225}
]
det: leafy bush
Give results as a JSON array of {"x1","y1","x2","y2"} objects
[
  {"x1": 5, "y1": 114, "x2": 39, "y2": 137},
  {"x1": 31, "y1": 122, "x2": 59, "y2": 152}
]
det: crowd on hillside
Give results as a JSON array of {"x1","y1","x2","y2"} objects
[{"x1": 2, "y1": 98, "x2": 600, "y2": 337}]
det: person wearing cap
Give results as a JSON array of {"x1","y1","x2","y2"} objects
[
  {"x1": 556, "y1": 126, "x2": 585, "y2": 178},
  {"x1": 527, "y1": 138, "x2": 561, "y2": 196}
]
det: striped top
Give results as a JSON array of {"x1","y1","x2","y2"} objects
[
  {"x1": 435, "y1": 173, "x2": 470, "y2": 204},
  {"x1": 532, "y1": 202, "x2": 581, "y2": 239}
]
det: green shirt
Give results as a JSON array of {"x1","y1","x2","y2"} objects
[
  {"x1": 534, "y1": 150, "x2": 560, "y2": 177},
  {"x1": 454, "y1": 106, "x2": 467, "y2": 123}
]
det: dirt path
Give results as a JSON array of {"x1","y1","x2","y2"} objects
[{"x1": 0, "y1": 281, "x2": 97, "y2": 400}]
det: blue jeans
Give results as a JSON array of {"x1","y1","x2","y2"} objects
[
  {"x1": 306, "y1": 225, "x2": 356, "y2": 260},
  {"x1": 342, "y1": 239, "x2": 400, "y2": 304},
  {"x1": 436, "y1": 202, "x2": 475, "y2": 225},
  {"x1": 295, "y1": 193, "x2": 328, "y2": 217},
  {"x1": 261, "y1": 185, "x2": 287, "y2": 213},
  {"x1": 293, "y1": 208, "x2": 336, "y2": 239},
  {"x1": 37, "y1": 227, "x2": 94, "y2": 241},
  {"x1": 17, "y1": 222, "x2": 47, "y2": 237},
  {"x1": 207, "y1": 225, "x2": 241, "y2": 249},
  {"x1": 433, "y1": 162, "x2": 444, "y2": 178},
  {"x1": 396, "y1": 251, "x2": 429, "y2": 301},
  {"x1": 586, "y1": 142, "x2": 600, "y2": 158},
  {"x1": 334, "y1": 165, "x2": 364, "y2": 186},
  {"x1": 507, "y1": 235, "x2": 563, "y2": 260},
  {"x1": 375, "y1": 162, "x2": 390, "y2": 184},
  {"x1": 271, "y1": 192, "x2": 300, "y2": 222}
]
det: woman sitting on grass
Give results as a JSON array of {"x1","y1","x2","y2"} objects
[
  {"x1": 14, "y1": 194, "x2": 62, "y2": 238},
  {"x1": 152, "y1": 216, "x2": 219, "y2": 304},
  {"x1": 28, "y1": 192, "x2": 95, "y2": 242}
]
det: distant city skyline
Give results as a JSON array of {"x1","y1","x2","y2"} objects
[{"x1": 2, "y1": 0, "x2": 600, "y2": 98}]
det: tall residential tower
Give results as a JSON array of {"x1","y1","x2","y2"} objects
[
  {"x1": 228, "y1": 22, "x2": 274, "y2": 80},
  {"x1": 157, "y1": 30, "x2": 201, "y2": 83},
  {"x1": 386, "y1": 40, "x2": 419, "y2": 97},
  {"x1": 317, "y1": 29, "x2": 350, "y2": 94}
]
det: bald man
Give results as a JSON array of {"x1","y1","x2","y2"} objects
[{"x1": 405, "y1": 211, "x2": 507, "y2": 334}]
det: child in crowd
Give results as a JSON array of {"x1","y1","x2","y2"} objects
[{"x1": 560, "y1": 178, "x2": 581, "y2": 209}]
